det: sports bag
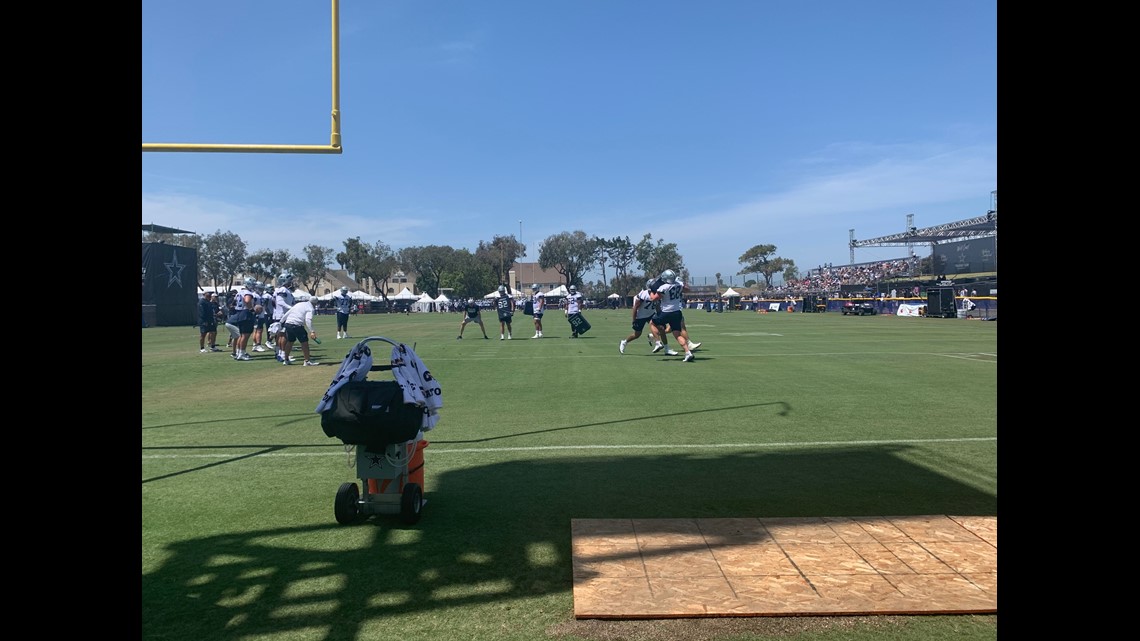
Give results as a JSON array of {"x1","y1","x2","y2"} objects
[
  {"x1": 522, "y1": 300, "x2": 534, "y2": 316},
  {"x1": 320, "y1": 380, "x2": 423, "y2": 449}
]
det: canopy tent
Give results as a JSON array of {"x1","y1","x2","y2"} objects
[
  {"x1": 545, "y1": 285, "x2": 569, "y2": 297},
  {"x1": 292, "y1": 288, "x2": 312, "y2": 301},
  {"x1": 391, "y1": 287, "x2": 419, "y2": 301},
  {"x1": 350, "y1": 290, "x2": 374, "y2": 301},
  {"x1": 721, "y1": 287, "x2": 741, "y2": 298},
  {"x1": 485, "y1": 287, "x2": 525, "y2": 299},
  {"x1": 316, "y1": 292, "x2": 337, "y2": 301},
  {"x1": 606, "y1": 293, "x2": 621, "y2": 299},
  {"x1": 433, "y1": 293, "x2": 450, "y2": 303},
  {"x1": 414, "y1": 292, "x2": 436, "y2": 313}
]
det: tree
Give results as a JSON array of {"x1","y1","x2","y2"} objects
[
  {"x1": 246, "y1": 249, "x2": 292, "y2": 286},
  {"x1": 292, "y1": 245, "x2": 334, "y2": 294},
  {"x1": 737, "y1": 244, "x2": 794, "y2": 289},
  {"x1": 445, "y1": 249, "x2": 497, "y2": 299},
  {"x1": 633, "y1": 233, "x2": 685, "y2": 280},
  {"x1": 336, "y1": 237, "x2": 370, "y2": 283},
  {"x1": 537, "y1": 231, "x2": 597, "y2": 288},
  {"x1": 611, "y1": 272, "x2": 644, "y2": 302},
  {"x1": 591, "y1": 236, "x2": 611, "y2": 291},
  {"x1": 606, "y1": 236, "x2": 636, "y2": 286},
  {"x1": 474, "y1": 235, "x2": 524, "y2": 286},
  {"x1": 399, "y1": 245, "x2": 458, "y2": 297},
  {"x1": 358, "y1": 241, "x2": 398, "y2": 301},
  {"x1": 199, "y1": 230, "x2": 247, "y2": 291}
]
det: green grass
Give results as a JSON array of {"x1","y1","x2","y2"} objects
[{"x1": 142, "y1": 309, "x2": 998, "y2": 641}]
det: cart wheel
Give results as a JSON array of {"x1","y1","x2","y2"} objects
[
  {"x1": 334, "y1": 482, "x2": 362, "y2": 525},
  {"x1": 400, "y1": 483, "x2": 423, "y2": 524}
]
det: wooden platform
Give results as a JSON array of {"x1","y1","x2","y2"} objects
[{"x1": 571, "y1": 515, "x2": 996, "y2": 619}]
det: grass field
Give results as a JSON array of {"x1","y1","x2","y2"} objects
[{"x1": 142, "y1": 308, "x2": 998, "y2": 641}]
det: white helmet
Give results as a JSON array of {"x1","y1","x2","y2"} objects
[
  {"x1": 243, "y1": 277, "x2": 255, "y2": 288},
  {"x1": 569, "y1": 284, "x2": 577, "y2": 292},
  {"x1": 646, "y1": 278, "x2": 656, "y2": 290},
  {"x1": 660, "y1": 269, "x2": 677, "y2": 283},
  {"x1": 340, "y1": 286, "x2": 348, "y2": 294},
  {"x1": 498, "y1": 285, "x2": 507, "y2": 295},
  {"x1": 278, "y1": 273, "x2": 293, "y2": 287},
  {"x1": 531, "y1": 283, "x2": 539, "y2": 291}
]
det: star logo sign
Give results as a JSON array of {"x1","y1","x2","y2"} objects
[{"x1": 165, "y1": 250, "x2": 187, "y2": 288}]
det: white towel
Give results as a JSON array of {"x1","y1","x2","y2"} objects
[
  {"x1": 314, "y1": 342, "x2": 375, "y2": 414},
  {"x1": 390, "y1": 343, "x2": 442, "y2": 430}
]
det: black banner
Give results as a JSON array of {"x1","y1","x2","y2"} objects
[
  {"x1": 142, "y1": 243, "x2": 197, "y2": 326},
  {"x1": 931, "y1": 238, "x2": 997, "y2": 275}
]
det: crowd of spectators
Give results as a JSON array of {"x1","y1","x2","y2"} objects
[{"x1": 750, "y1": 259, "x2": 919, "y2": 298}]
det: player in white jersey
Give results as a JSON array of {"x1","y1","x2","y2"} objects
[
  {"x1": 649, "y1": 270, "x2": 701, "y2": 362},
  {"x1": 565, "y1": 285, "x2": 585, "y2": 338},
  {"x1": 333, "y1": 286, "x2": 353, "y2": 339},
  {"x1": 273, "y1": 273, "x2": 296, "y2": 361},
  {"x1": 619, "y1": 279, "x2": 673, "y2": 355},
  {"x1": 530, "y1": 283, "x2": 545, "y2": 338},
  {"x1": 228, "y1": 277, "x2": 258, "y2": 360}
]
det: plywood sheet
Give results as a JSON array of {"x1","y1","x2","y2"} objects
[{"x1": 571, "y1": 515, "x2": 996, "y2": 619}]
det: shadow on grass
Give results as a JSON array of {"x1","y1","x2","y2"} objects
[{"x1": 142, "y1": 445, "x2": 995, "y2": 640}]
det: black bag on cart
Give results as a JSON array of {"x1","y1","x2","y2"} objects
[
  {"x1": 320, "y1": 380, "x2": 423, "y2": 449},
  {"x1": 568, "y1": 312, "x2": 591, "y2": 335}
]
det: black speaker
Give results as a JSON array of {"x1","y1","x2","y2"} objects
[{"x1": 926, "y1": 287, "x2": 957, "y2": 318}]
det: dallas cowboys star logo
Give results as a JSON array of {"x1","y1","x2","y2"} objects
[{"x1": 165, "y1": 250, "x2": 186, "y2": 288}]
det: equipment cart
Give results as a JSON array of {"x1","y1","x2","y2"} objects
[{"x1": 317, "y1": 336, "x2": 436, "y2": 525}]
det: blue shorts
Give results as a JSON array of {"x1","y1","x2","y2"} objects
[
  {"x1": 533, "y1": 311, "x2": 544, "y2": 319},
  {"x1": 652, "y1": 310, "x2": 684, "y2": 332},
  {"x1": 631, "y1": 316, "x2": 653, "y2": 332}
]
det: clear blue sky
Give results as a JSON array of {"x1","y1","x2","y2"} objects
[{"x1": 142, "y1": 0, "x2": 996, "y2": 283}]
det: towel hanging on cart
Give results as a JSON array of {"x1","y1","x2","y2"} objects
[
  {"x1": 316, "y1": 342, "x2": 374, "y2": 415},
  {"x1": 390, "y1": 342, "x2": 442, "y2": 430}
]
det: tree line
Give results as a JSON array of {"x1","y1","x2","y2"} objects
[{"x1": 142, "y1": 229, "x2": 798, "y2": 301}]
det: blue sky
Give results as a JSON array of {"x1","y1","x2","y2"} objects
[{"x1": 142, "y1": 0, "x2": 996, "y2": 283}]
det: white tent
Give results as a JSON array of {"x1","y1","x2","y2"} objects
[
  {"x1": 414, "y1": 292, "x2": 435, "y2": 313},
  {"x1": 545, "y1": 285, "x2": 569, "y2": 297},
  {"x1": 484, "y1": 287, "x2": 525, "y2": 299},
  {"x1": 606, "y1": 293, "x2": 621, "y2": 299},
  {"x1": 722, "y1": 287, "x2": 741, "y2": 298},
  {"x1": 433, "y1": 293, "x2": 450, "y2": 303},
  {"x1": 391, "y1": 287, "x2": 419, "y2": 301},
  {"x1": 292, "y1": 288, "x2": 312, "y2": 301},
  {"x1": 316, "y1": 292, "x2": 337, "y2": 301},
  {"x1": 350, "y1": 290, "x2": 374, "y2": 301}
]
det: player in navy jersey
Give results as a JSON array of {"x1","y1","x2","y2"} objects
[
  {"x1": 457, "y1": 298, "x2": 490, "y2": 339},
  {"x1": 495, "y1": 285, "x2": 515, "y2": 340}
]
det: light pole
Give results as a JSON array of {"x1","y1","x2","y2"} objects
[{"x1": 519, "y1": 219, "x2": 526, "y2": 288}]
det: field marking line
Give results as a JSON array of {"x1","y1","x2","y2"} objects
[{"x1": 142, "y1": 436, "x2": 996, "y2": 459}]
